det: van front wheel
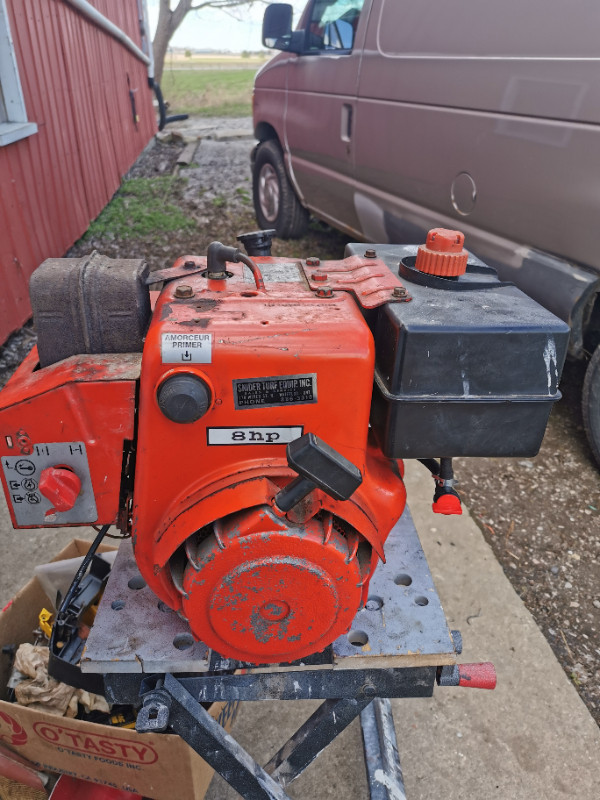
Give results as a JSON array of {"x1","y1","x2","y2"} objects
[
  {"x1": 253, "y1": 140, "x2": 308, "y2": 238},
  {"x1": 582, "y1": 344, "x2": 600, "y2": 467}
]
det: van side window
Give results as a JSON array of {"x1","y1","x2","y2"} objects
[{"x1": 307, "y1": 0, "x2": 365, "y2": 52}]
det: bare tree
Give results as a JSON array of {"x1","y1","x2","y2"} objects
[{"x1": 153, "y1": 0, "x2": 264, "y2": 84}]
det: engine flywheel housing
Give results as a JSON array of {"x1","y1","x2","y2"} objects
[{"x1": 176, "y1": 506, "x2": 369, "y2": 663}]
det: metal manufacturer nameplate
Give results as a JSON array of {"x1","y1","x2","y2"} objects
[
  {"x1": 233, "y1": 374, "x2": 317, "y2": 409},
  {"x1": 260, "y1": 262, "x2": 302, "y2": 283}
]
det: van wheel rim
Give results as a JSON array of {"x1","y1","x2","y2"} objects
[{"x1": 258, "y1": 163, "x2": 280, "y2": 222}]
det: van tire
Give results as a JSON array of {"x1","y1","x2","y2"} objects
[
  {"x1": 582, "y1": 344, "x2": 600, "y2": 466},
  {"x1": 253, "y1": 140, "x2": 309, "y2": 238}
]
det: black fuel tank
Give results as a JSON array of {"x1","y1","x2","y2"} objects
[{"x1": 346, "y1": 243, "x2": 570, "y2": 459}]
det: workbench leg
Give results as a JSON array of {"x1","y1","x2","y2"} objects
[
  {"x1": 264, "y1": 697, "x2": 373, "y2": 787},
  {"x1": 360, "y1": 698, "x2": 406, "y2": 800},
  {"x1": 153, "y1": 674, "x2": 292, "y2": 800}
]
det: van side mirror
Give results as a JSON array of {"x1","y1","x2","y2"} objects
[{"x1": 262, "y1": 3, "x2": 303, "y2": 53}]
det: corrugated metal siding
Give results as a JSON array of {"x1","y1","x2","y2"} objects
[{"x1": 0, "y1": 0, "x2": 156, "y2": 344}]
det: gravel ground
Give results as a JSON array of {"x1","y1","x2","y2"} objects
[
  {"x1": 455, "y1": 356, "x2": 600, "y2": 721},
  {"x1": 1, "y1": 117, "x2": 598, "y2": 724}
]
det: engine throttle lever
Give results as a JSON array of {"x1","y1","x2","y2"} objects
[{"x1": 274, "y1": 433, "x2": 362, "y2": 513}]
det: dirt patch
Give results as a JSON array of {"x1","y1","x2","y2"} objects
[
  {"x1": 66, "y1": 119, "x2": 350, "y2": 274},
  {"x1": 1, "y1": 117, "x2": 598, "y2": 724}
]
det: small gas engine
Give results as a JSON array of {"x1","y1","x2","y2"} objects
[{"x1": 0, "y1": 229, "x2": 569, "y2": 664}]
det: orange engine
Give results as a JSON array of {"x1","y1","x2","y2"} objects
[
  {"x1": 131, "y1": 246, "x2": 406, "y2": 662},
  {"x1": 0, "y1": 231, "x2": 568, "y2": 663},
  {"x1": 0, "y1": 239, "x2": 408, "y2": 663}
]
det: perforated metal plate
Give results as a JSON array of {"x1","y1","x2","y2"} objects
[
  {"x1": 82, "y1": 543, "x2": 209, "y2": 674},
  {"x1": 82, "y1": 506, "x2": 454, "y2": 674},
  {"x1": 332, "y1": 506, "x2": 455, "y2": 666}
]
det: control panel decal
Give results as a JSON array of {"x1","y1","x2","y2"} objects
[{"x1": 1, "y1": 442, "x2": 97, "y2": 526}]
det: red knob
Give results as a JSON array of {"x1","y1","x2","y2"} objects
[
  {"x1": 432, "y1": 493, "x2": 463, "y2": 515},
  {"x1": 39, "y1": 467, "x2": 81, "y2": 512},
  {"x1": 415, "y1": 228, "x2": 468, "y2": 277}
]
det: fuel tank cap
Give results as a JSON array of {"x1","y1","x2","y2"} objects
[{"x1": 415, "y1": 228, "x2": 468, "y2": 277}]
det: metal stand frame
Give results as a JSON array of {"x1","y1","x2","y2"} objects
[
  {"x1": 82, "y1": 509, "x2": 482, "y2": 800},
  {"x1": 131, "y1": 676, "x2": 408, "y2": 800}
]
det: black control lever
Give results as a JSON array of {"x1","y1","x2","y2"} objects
[{"x1": 274, "y1": 433, "x2": 363, "y2": 513}]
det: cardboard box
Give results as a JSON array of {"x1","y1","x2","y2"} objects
[{"x1": 0, "y1": 540, "x2": 238, "y2": 799}]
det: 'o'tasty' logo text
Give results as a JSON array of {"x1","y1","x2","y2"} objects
[
  {"x1": 0, "y1": 711, "x2": 28, "y2": 746},
  {"x1": 33, "y1": 722, "x2": 158, "y2": 765}
]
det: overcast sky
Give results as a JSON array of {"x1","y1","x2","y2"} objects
[{"x1": 146, "y1": 1, "x2": 306, "y2": 53}]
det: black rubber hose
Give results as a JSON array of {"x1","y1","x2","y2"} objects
[
  {"x1": 418, "y1": 458, "x2": 440, "y2": 477},
  {"x1": 152, "y1": 81, "x2": 188, "y2": 131},
  {"x1": 439, "y1": 457, "x2": 454, "y2": 481}
]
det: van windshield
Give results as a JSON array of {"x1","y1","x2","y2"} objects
[{"x1": 307, "y1": 0, "x2": 365, "y2": 52}]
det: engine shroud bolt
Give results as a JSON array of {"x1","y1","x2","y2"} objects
[
  {"x1": 175, "y1": 284, "x2": 194, "y2": 298},
  {"x1": 306, "y1": 257, "x2": 320, "y2": 266},
  {"x1": 316, "y1": 287, "x2": 334, "y2": 298},
  {"x1": 313, "y1": 272, "x2": 328, "y2": 282},
  {"x1": 392, "y1": 286, "x2": 412, "y2": 301},
  {"x1": 364, "y1": 249, "x2": 377, "y2": 258}
]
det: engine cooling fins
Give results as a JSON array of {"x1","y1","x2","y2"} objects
[{"x1": 167, "y1": 505, "x2": 372, "y2": 663}]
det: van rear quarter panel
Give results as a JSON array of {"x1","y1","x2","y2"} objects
[{"x1": 353, "y1": 0, "x2": 600, "y2": 273}]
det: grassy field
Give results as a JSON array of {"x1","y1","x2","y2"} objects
[
  {"x1": 161, "y1": 68, "x2": 259, "y2": 117},
  {"x1": 166, "y1": 53, "x2": 269, "y2": 69}
]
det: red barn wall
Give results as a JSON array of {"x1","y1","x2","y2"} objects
[{"x1": 0, "y1": 0, "x2": 156, "y2": 344}]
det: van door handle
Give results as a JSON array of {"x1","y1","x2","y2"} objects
[{"x1": 341, "y1": 104, "x2": 353, "y2": 143}]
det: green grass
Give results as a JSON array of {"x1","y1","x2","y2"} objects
[
  {"x1": 160, "y1": 69, "x2": 257, "y2": 116},
  {"x1": 169, "y1": 55, "x2": 268, "y2": 68},
  {"x1": 235, "y1": 186, "x2": 251, "y2": 205},
  {"x1": 85, "y1": 177, "x2": 194, "y2": 240}
]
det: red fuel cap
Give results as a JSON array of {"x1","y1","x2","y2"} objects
[
  {"x1": 415, "y1": 228, "x2": 468, "y2": 277},
  {"x1": 39, "y1": 467, "x2": 81, "y2": 512}
]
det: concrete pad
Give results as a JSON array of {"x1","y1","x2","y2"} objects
[
  {"x1": 207, "y1": 128, "x2": 254, "y2": 141},
  {"x1": 0, "y1": 503, "x2": 93, "y2": 608},
  {"x1": 206, "y1": 461, "x2": 600, "y2": 799},
  {"x1": 157, "y1": 122, "x2": 254, "y2": 144}
]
